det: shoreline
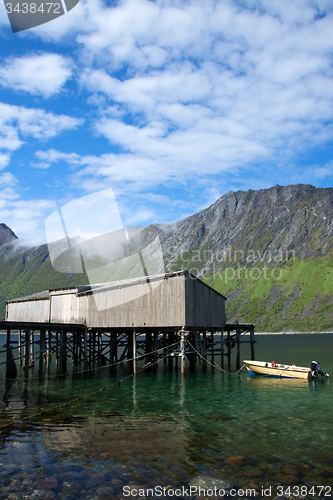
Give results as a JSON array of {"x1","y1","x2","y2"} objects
[{"x1": 250, "y1": 331, "x2": 333, "y2": 335}]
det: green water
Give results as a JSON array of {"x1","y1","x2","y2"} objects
[{"x1": 0, "y1": 334, "x2": 332, "y2": 499}]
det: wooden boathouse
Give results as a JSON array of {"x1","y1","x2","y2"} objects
[{"x1": 1, "y1": 271, "x2": 255, "y2": 376}]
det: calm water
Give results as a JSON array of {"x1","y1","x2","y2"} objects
[{"x1": 0, "y1": 334, "x2": 332, "y2": 499}]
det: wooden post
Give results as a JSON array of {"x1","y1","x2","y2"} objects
[
  {"x1": 211, "y1": 331, "x2": 215, "y2": 369},
  {"x1": 24, "y1": 326, "x2": 30, "y2": 377},
  {"x1": 39, "y1": 329, "x2": 45, "y2": 376},
  {"x1": 227, "y1": 331, "x2": 231, "y2": 369},
  {"x1": 153, "y1": 331, "x2": 158, "y2": 371},
  {"x1": 30, "y1": 329, "x2": 34, "y2": 367},
  {"x1": 133, "y1": 329, "x2": 137, "y2": 374},
  {"x1": 97, "y1": 332, "x2": 102, "y2": 366},
  {"x1": 59, "y1": 327, "x2": 67, "y2": 375},
  {"x1": 6, "y1": 328, "x2": 10, "y2": 372},
  {"x1": 73, "y1": 331, "x2": 78, "y2": 367},
  {"x1": 236, "y1": 324, "x2": 241, "y2": 370},
  {"x1": 250, "y1": 327, "x2": 255, "y2": 360},
  {"x1": 146, "y1": 331, "x2": 152, "y2": 364},
  {"x1": 168, "y1": 331, "x2": 174, "y2": 371},
  {"x1": 202, "y1": 329, "x2": 207, "y2": 372},
  {"x1": 175, "y1": 329, "x2": 179, "y2": 371},
  {"x1": 109, "y1": 331, "x2": 117, "y2": 374},
  {"x1": 56, "y1": 331, "x2": 59, "y2": 366},
  {"x1": 221, "y1": 329, "x2": 224, "y2": 370},
  {"x1": 19, "y1": 329, "x2": 22, "y2": 366},
  {"x1": 84, "y1": 327, "x2": 88, "y2": 371},
  {"x1": 180, "y1": 329, "x2": 185, "y2": 374},
  {"x1": 92, "y1": 331, "x2": 96, "y2": 368},
  {"x1": 47, "y1": 330, "x2": 52, "y2": 369}
]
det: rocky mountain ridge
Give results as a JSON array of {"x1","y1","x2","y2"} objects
[{"x1": 159, "y1": 184, "x2": 333, "y2": 272}]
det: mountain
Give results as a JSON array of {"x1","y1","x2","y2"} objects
[
  {"x1": 160, "y1": 184, "x2": 333, "y2": 331},
  {"x1": 0, "y1": 184, "x2": 332, "y2": 331},
  {"x1": 0, "y1": 224, "x2": 18, "y2": 246}
]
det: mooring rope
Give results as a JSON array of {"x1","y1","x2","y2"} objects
[
  {"x1": 0, "y1": 349, "x2": 174, "y2": 431},
  {"x1": 1, "y1": 341, "x2": 180, "y2": 383},
  {"x1": 185, "y1": 339, "x2": 227, "y2": 373}
]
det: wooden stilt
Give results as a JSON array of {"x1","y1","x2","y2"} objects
[
  {"x1": 180, "y1": 329, "x2": 185, "y2": 374},
  {"x1": 227, "y1": 331, "x2": 231, "y2": 369},
  {"x1": 109, "y1": 331, "x2": 117, "y2": 374},
  {"x1": 202, "y1": 329, "x2": 207, "y2": 372},
  {"x1": 211, "y1": 331, "x2": 215, "y2": 369},
  {"x1": 236, "y1": 323, "x2": 241, "y2": 370},
  {"x1": 24, "y1": 326, "x2": 30, "y2": 377},
  {"x1": 47, "y1": 330, "x2": 52, "y2": 369},
  {"x1": 168, "y1": 331, "x2": 173, "y2": 371},
  {"x1": 56, "y1": 331, "x2": 59, "y2": 365},
  {"x1": 146, "y1": 331, "x2": 152, "y2": 364},
  {"x1": 59, "y1": 327, "x2": 67, "y2": 375},
  {"x1": 84, "y1": 327, "x2": 88, "y2": 371},
  {"x1": 30, "y1": 329, "x2": 34, "y2": 367},
  {"x1": 250, "y1": 327, "x2": 255, "y2": 360},
  {"x1": 92, "y1": 331, "x2": 96, "y2": 367},
  {"x1": 128, "y1": 330, "x2": 133, "y2": 373},
  {"x1": 153, "y1": 331, "x2": 158, "y2": 371},
  {"x1": 39, "y1": 329, "x2": 45, "y2": 376},
  {"x1": 19, "y1": 329, "x2": 22, "y2": 366},
  {"x1": 133, "y1": 329, "x2": 137, "y2": 374},
  {"x1": 175, "y1": 329, "x2": 179, "y2": 371},
  {"x1": 6, "y1": 328, "x2": 11, "y2": 375},
  {"x1": 221, "y1": 329, "x2": 224, "y2": 370}
]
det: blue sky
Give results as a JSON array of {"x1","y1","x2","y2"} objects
[{"x1": 0, "y1": 0, "x2": 333, "y2": 244}]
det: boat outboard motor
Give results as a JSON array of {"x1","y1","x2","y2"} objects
[{"x1": 310, "y1": 360, "x2": 329, "y2": 378}]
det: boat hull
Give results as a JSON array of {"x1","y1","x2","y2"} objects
[{"x1": 243, "y1": 360, "x2": 311, "y2": 379}]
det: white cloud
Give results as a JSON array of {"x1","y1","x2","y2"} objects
[
  {"x1": 0, "y1": 102, "x2": 82, "y2": 151},
  {"x1": 0, "y1": 171, "x2": 56, "y2": 243},
  {"x1": 0, "y1": 153, "x2": 10, "y2": 169},
  {"x1": 71, "y1": 1, "x2": 333, "y2": 190},
  {"x1": 0, "y1": 53, "x2": 73, "y2": 97}
]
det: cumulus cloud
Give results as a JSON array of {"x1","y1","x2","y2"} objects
[
  {"x1": 0, "y1": 102, "x2": 82, "y2": 151},
  {"x1": 0, "y1": 53, "x2": 73, "y2": 97},
  {"x1": 0, "y1": 172, "x2": 56, "y2": 243},
  {"x1": 71, "y1": 0, "x2": 333, "y2": 191}
]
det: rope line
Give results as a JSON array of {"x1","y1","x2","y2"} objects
[
  {"x1": 1, "y1": 342, "x2": 179, "y2": 383},
  {"x1": 0, "y1": 350, "x2": 173, "y2": 431},
  {"x1": 185, "y1": 339, "x2": 227, "y2": 373}
]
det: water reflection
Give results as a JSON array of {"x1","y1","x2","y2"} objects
[{"x1": 0, "y1": 334, "x2": 332, "y2": 498}]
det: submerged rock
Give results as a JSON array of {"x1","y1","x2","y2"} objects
[{"x1": 189, "y1": 476, "x2": 235, "y2": 490}]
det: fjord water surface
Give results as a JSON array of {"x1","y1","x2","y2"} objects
[{"x1": 0, "y1": 334, "x2": 332, "y2": 499}]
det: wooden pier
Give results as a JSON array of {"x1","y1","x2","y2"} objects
[{"x1": 1, "y1": 271, "x2": 255, "y2": 377}]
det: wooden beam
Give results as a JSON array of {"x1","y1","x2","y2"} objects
[
  {"x1": 236, "y1": 324, "x2": 241, "y2": 370},
  {"x1": 250, "y1": 327, "x2": 255, "y2": 360},
  {"x1": 39, "y1": 329, "x2": 45, "y2": 376}
]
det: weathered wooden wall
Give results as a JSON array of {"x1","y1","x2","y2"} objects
[
  {"x1": 79, "y1": 273, "x2": 186, "y2": 328},
  {"x1": 185, "y1": 276, "x2": 225, "y2": 328},
  {"x1": 6, "y1": 297, "x2": 50, "y2": 322},
  {"x1": 50, "y1": 290, "x2": 83, "y2": 324}
]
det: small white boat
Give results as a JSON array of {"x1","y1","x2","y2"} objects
[{"x1": 243, "y1": 360, "x2": 312, "y2": 379}]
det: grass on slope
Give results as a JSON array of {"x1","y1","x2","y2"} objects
[{"x1": 203, "y1": 251, "x2": 333, "y2": 331}]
